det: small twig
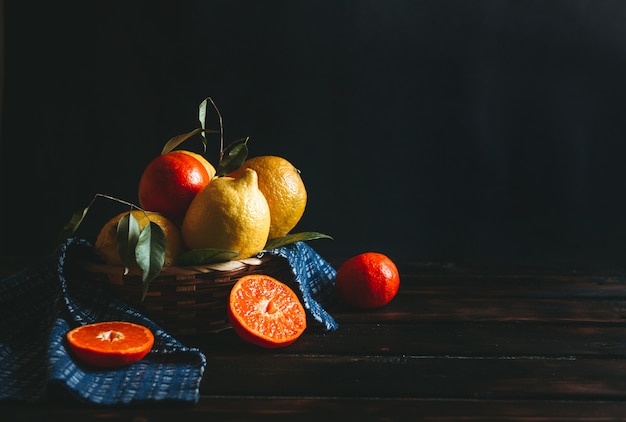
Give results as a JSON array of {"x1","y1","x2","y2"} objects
[{"x1": 95, "y1": 193, "x2": 145, "y2": 211}]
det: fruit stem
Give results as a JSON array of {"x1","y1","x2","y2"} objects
[
  {"x1": 95, "y1": 193, "x2": 145, "y2": 211},
  {"x1": 59, "y1": 193, "x2": 149, "y2": 243}
]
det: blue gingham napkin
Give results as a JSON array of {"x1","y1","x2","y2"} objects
[
  {"x1": 267, "y1": 242, "x2": 338, "y2": 331},
  {"x1": 0, "y1": 238, "x2": 206, "y2": 405},
  {"x1": 0, "y1": 237, "x2": 337, "y2": 405}
]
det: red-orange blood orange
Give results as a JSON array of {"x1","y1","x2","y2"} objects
[
  {"x1": 335, "y1": 252, "x2": 400, "y2": 309},
  {"x1": 138, "y1": 150, "x2": 211, "y2": 221}
]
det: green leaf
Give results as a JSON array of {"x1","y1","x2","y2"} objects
[
  {"x1": 176, "y1": 248, "x2": 239, "y2": 266},
  {"x1": 58, "y1": 193, "x2": 141, "y2": 243},
  {"x1": 198, "y1": 97, "x2": 208, "y2": 149},
  {"x1": 160, "y1": 127, "x2": 219, "y2": 155},
  {"x1": 215, "y1": 137, "x2": 249, "y2": 176},
  {"x1": 263, "y1": 232, "x2": 333, "y2": 251},
  {"x1": 58, "y1": 207, "x2": 90, "y2": 242},
  {"x1": 134, "y1": 222, "x2": 166, "y2": 300},
  {"x1": 117, "y1": 212, "x2": 141, "y2": 275}
]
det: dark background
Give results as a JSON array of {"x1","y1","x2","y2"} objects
[{"x1": 2, "y1": 0, "x2": 626, "y2": 265}]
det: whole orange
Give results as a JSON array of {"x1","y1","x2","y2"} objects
[
  {"x1": 138, "y1": 151, "x2": 213, "y2": 221},
  {"x1": 178, "y1": 150, "x2": 216, "y2": 180},
  {"x1": 335, "y1": 252, "x2": 400, "y2": 309}
]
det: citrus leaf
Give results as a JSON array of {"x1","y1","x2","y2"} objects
[
  {"x1": 58, "y1": 207, "x2": 90, "y2": 242},
  {"x1": 58, "y1": 193, "x2": 141, "y2": 242},
  {"x1": 263, "y1": 232, "x2": 334, "y2": 251},
  {"x1": 117, "y1": 212, "x2": 141, "y2": 275},
  {"x1": 177, "y1": 248, "x2": 239, "y2": 266},
  {"x1": 216, "y1": 137, "x2": 249, "y2": 176},
  {"x1": 198, "y1": 97, "x2": 209, "y2": 149},
  {"x1": 134, "y1": 221, "x2": 166, "y2": 300},
  {"x1": 161, "y1": 127, "x2": 220, "y2": 155}
]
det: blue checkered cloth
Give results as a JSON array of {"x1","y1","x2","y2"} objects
[
  {"x1": 267, "y1": 242, "x2": 338, "y2": 331},
  {"x1": 0, "y1": 237, "x2": 337, "y2": 405}
]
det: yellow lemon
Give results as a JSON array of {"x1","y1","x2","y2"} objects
[
  {"x1": 229, "y1": 155, "x2": 307, "y2": 238},
  {"x1": 94, "y1": 210, "x2": 184, "y2": 267},
  {"x1": 181, "y1": 168, "x2": 271, "y2": 259}
]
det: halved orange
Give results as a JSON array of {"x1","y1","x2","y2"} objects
[
  {"x1": 228, "y1": 274, "x2": 307, "y2": 348},
  {"x1": 66, "y1": 321, "x2": 155, "y2": 368}
]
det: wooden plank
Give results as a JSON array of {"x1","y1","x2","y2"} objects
[
  {"x1": 398, "y1": 273, "x2": 626, "y2": 298},
  {"x1": 325, "y1": 296, "x2": 626, "y2": 324},
  {"x1": 400, "y1": 276, "x2": 626, "y2": 299},
  {"x1": 185, "y1": 323, "x2": 626, "y2": 358},
  {"x1": 199, "y1": 355, "x2": 626, "y2": 400},
  {"x1": 5, "y1": 258, "x2": 626, "y2": 419},
  {"x1": 398, "y1": 261, "x2": 626, "y2": 277},
  {"x1": 5, "y1": 397, "x2": 626, "y2": 421}
]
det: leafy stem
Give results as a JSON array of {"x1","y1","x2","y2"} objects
[
  {"x1": 59, "y1": 193, "x2": 166, "y2": 301},
  {"x1": 94, "y1": 193, "x2": 144, "y2": 210},
  {"x1": 160, "y1": 97, "x2": 237, "y2": 172},
  {"x1": 58, "y1": 193, "x2": 145, "y2": 242}
]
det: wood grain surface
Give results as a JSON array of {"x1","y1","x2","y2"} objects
[{"x1": 3, "y1": 258, "x2": 626, "y2": 420}]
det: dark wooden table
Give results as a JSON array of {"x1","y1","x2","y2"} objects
[{"x1": 4, "y1": 258, "x2": 626, "y2": 420}]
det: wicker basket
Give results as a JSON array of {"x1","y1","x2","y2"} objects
[{"x1": 76, "y1": 254, "x2": 295, "y2": 335}]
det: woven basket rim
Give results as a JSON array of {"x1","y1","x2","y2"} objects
[
  {"x1": 74, "y1": 253, "x2": 293, "y2": 335},
  {"x1": 78, "y1": 254, "x2": 276, "y2": 277}
]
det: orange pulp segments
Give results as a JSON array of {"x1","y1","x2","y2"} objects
[
  {"x1": 66, "y1": 321, "x2": 155, "y2": 368},
  {"x1": 228, "y1": 274, "x2": 307, "y2": 348}
]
